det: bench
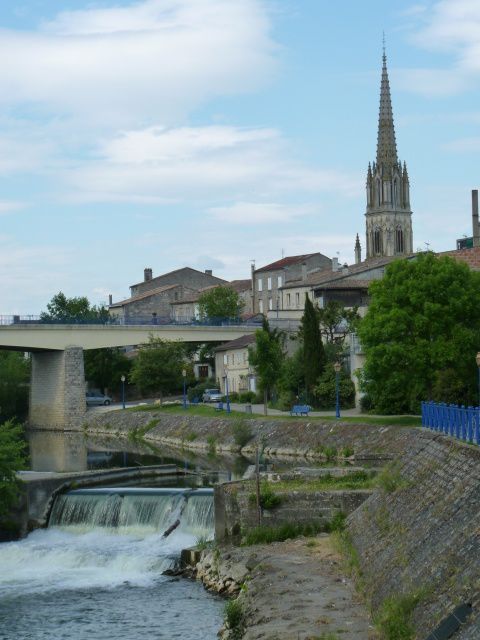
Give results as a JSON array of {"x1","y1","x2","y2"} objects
[
  {"x1": 190, "y1": 397, "x2": 200, "y2": 405},
  {"x1": 215, "y1": 402, "x2": 224, "y2": 412},
  {"x1": 290, "y1": 404, "x2": 310, "y2": 416}
]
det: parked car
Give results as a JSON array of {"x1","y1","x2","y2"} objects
[
  {"x1": 86, "y1": 391, "x2": 112, "y2": 406},
  {"x1": 202, "y1": 388, "x2": 223, "y2": 403}
]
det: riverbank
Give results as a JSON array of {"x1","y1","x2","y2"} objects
[{"x1": 190, "y1": 536, "x2": 371, "y2": 639}]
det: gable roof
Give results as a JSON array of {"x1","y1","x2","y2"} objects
[
  {"x1": 255, "y1": 253, "x2": 325, "y2": 274},
  {"x1": 130, "y1": 266, "x2": 227, "y2": 289},
  {"x1": 215, "y1": 334, "x2": 256, "y2": 353},
  {"x1": 109, "y1": 284, "x2": 180, "y2": 308}
]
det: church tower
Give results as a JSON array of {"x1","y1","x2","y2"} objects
[{"x1": 365, "y1": 47, "x2": 413, "y2": 259}]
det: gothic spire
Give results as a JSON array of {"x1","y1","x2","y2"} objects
[{"x1": 376, "y1": 46, "x2": 398, "y2": 167}]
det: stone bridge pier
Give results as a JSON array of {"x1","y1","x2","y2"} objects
[{"x1": 29, "y1": 346, "x2": 86, "y2": 430}]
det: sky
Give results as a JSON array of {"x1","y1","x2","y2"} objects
[{"x1": 0, "y1": 0, "x2": 479, "y2": 314}]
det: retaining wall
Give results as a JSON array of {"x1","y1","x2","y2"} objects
[{"x1": 347, "y1": 430, "x2": 480, "y2": 638}]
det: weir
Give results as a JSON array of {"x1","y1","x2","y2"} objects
[{"x1": 48, "y1": 487, "x2": 214, "y2": 539}]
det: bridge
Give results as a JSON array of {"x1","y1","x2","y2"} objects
[{"x1": 0, "y1": 317, "x2": 259, "y2": 430}]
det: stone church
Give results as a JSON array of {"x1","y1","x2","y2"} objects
[{"x1": 361, "y1": 48, "x2": 413, "y2": 261}]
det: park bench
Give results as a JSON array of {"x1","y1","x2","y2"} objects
[
  {"x1": 190, "y1": 397, "x2": 200, "y2": 405},
  {"x1": 290, "y1": 404, "x2": 310, "y2": 416},
  {"x1": 215, "y1": 402, "x2": 224, "y2": 412}
]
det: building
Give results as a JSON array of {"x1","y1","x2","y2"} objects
[
  {"x1": 170, "y1": 279, "x2": 253, "y2": 322},
  {"x1": 362, "y1": 48, "x2": 413, "y2": 261},
  {"x1": 214, "y1": 334, "x2": 257, "y2": 395},
  {"x1": 129, "y1": 267, "x2": 227, "y2": 298},
  {"x1": 252, "y1": 253, "x2": 331, "y2": 315}
]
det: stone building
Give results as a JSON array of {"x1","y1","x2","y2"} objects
[
  {"x1": 129, "y1": 267, "x2": 226, "y2": 298},
  {"x1": 252, "y1": 253, "x2": 331, "y2": 315},
  {"x1": 214, "y1": 334, "x2": 256, "y2": 395},
  {"x1": 361, "y1": 49, "x2": 413, "y2": 261},
  {"x1": 109, "y1": 283, "x2": 196, "y2": 322},
  {"x1": 170, "y1": 279, "x2": 253, "y2": 322}
]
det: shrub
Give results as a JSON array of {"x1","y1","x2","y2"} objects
[
  {"x1": 238, "y1": 391, "x2": 256, "y2": 403},
  {"x1": 206, "y1": 435, "x2": 217, "y2": 456},
  {"x1": 314, "y1": 365, "x2": 356, "y2": 410},
  {"x1": 359, "y1": 393, "x2": 373, "y2": 413},
  {"x1": 0, "y1": 420, "x2": 28, "y2": 518},
  {"x1": 375, "y1": 591, "x2": 425, "y2": 640},
  {"x1": 249, "y1": 483, "x2": 282, "y2": 510},
  {"x1": 376, "y1": 462, "x2": 407, "y2": 494},
  {"x1": 228, "y1": 392, "x2": 239, "y2": 402},
  {"x1": 231, "y1": 420, "x2": 253, "y2": 447},
  {"x1": 274, "y1": 390, "x2": 296, "y2": 411},
  {"x1": 224, "y1": 599, "x2": 244, "y2": 636}
]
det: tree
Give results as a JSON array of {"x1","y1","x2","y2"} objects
[
  {"x1": 130, "y1": 337, "x2": 185, "y2": 400},
  {"x1": 358, "y1": 252, "x2": 480, "y2": 414},
  {"x1": 84, "y1": 348, "x2": 131, "y2": 395},
  {"x1": 300, "y1": 296, "x2": 326, "y2": 401},
  {"x1": 248, "y1": 319, "x2": 285, "y2": 415},
  {"x1": 41, "y1": 292, "x2": 109, "y2": 322},
  {"x1": 0, "y1": 351, "x2": 30, "y2": 423},
  {"x1": 314, "y1": 364, "x2": 356, "y2": 409},
  {"x1": 197, "y1": 286, "x2": 244, "y2": 321},
  {"x1": 0, "y1": 420, "x2": 27, "y2": 518},
  {"x1": 318, "y1": 301, "x2": 360, "y2": 345}
]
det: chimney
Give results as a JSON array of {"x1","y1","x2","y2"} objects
[
  {"x1": 332, "y1": 257, "x2": 339, "y2": 272},
  {"x1": 473, "y1": 190, "x2": 479, "y2": 248},
  {"x1": 205, "y1": 269, "x2": 213, "y2": 276},
  {"x1": 144, "y1": 268, "x2": 152, "y2": 282},
  {"x1": 108, "y1": 294, "x2": 113, "y2": 306},
  {"x1": 301, "y1": 263, "x2": 307, "y2": 282}
]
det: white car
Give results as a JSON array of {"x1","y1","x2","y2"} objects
[
  {"x1": 86, "y1": 392, "x2": 112, "y2": 406},
  {"x1": 202, "y1": 389, "x2": 223, "y2": 403}
]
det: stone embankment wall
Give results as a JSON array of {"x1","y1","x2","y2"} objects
[
  {"x1": 214, "y1": 480, "x2": 370, "y2": 540},
  {"x1": 347, "y1": 430, "x2": 480, "y2": 638},
  {"x1": 85, "y1": 409, "x2": 416, "y2": 460}
]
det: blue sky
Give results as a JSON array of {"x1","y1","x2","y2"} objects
[{"x1": 0, "y1": 0, "x2": 479, "y2": 313}]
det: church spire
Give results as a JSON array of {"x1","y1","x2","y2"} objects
[{"x1": 376, "y1": 45, "x2": 398, "y2": 167}]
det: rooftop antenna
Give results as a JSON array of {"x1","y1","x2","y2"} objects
[
  {"x1": 281, "y1": 248, "x2": 285, "y2": 258},
  {"x1": 424, "y1": 241, "x2": 430, "y2": 251}
]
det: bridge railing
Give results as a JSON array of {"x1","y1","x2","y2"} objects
[
  {"x1": 0, "y1": 314, "x2": 262, "y2": 328},
  {"x1": 421, "y1": 401, "x2": 480, "y2": 445}
]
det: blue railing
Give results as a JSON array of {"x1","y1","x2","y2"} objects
[
  {"x1": 421, "y1": 401, "x2": 480, "y2": 444},
  {"x1": 0, "y1": 314, "x2": 262, "y2": 327}
]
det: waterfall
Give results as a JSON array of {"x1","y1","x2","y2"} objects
[{"x1": 48, "y1": 487, "x2": 214, "y2": 538}]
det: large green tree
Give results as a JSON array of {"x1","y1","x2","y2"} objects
[
  {"x1": 41, "y1": 292, "x2": 109, "y2": 322},
  {"x1": 197, "y1": 286, "x2": 244, "y2": 321},
  {"x1": 358, "y1": 252, "x2": 480, "y2": 414},
  {"x1": 300, "y1": 296, "x2": 326, "y2": 401},
  {"x1": 248, "y1": 319, "x2": 285, "y2": 415},
  {"x1": 317, "y1": 300, "x2": 360, "y2": 362},
  {"x1": 84, "y1": 348, "x2": 132, "y2": 395},
  {"x1": 0, "y1": 351, "x2": 30, "y2": 423},
  {"x1": 130, "y1": 337, "x2": 186, "y2": 400}
]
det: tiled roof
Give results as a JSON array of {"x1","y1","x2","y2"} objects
[
  {"x1": 109, "y1": 284, "x2": 180, "y2": 308},
  {"x1": 255, "y1": 253, "x2": 321, "y2": 273},
  {"x1": 229, "y1": 279, "x2": 252, "y2": 292},
  {"x1": 215, "y1": 334, "x2": 256, "y2": 352},
  {"x1": 437, "y1": 246, "x2": 480, "y2": 270},
  {"x1": 130, "y1": 266, "x2": 227, "y2": 289}
]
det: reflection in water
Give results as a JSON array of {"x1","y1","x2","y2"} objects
[{"x1": 28, "y1": 430, "x2": 88, "y2": 472}]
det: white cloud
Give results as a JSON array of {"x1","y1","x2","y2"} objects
[
  {"x1": 209, "y1": 202, "x2": 315, "y2": 225},
  {"x1": 401, "y1": 0, "x2": 480, "y2": 96},
  {"x1": 0, "y1": 201, "x2": 27, "y2": 215},
  {"x1": 0, "y1": 0, "x2": 276, "y2": 127},
  {"x1": 442, "y1": 136, "x2": 480, "y2": 152},
  {"x1": 64, "y1": 124, "x2": 361, "y2": 203}
]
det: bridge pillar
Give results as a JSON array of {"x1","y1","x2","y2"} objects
[{"x1": 29, "y1": 346, "x2": 86, "y2": 430}]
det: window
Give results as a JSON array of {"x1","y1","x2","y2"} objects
[
  {"x1": 267, "y1": 277, "x2": 272, "y2": 290},
  {"x1": 286, "y1": 293, "x2": 291, "y2": 307},
  {"x1": 259, "y1": 299, "x2": 264, "y2": 313},
  {"x1": 377, "y1": 179, "x2": 381, "y2": 206},
  {"x1": 295, "y1": 292, "x2": 300, "y2": 307},
  {"x1": 223, "y1": 354, "x2": 228, "y2": 365},
  {"x1": 373, "y1": 227, "x2": 383, "y2": 255},
  {"x1": 395, "y1": 227, "x2": 404, "y2": 253},
  {"x1": 268, "y1": 298, "x2": 273, "y2": 311},
  {"x1": 277, "y1": 275, "x2": 282, "y2": 288},
  {"x1": 257, "y1": 278, "x2": 263, "y2": 292}
]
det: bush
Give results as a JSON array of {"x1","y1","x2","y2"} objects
[
  {"x1": 224, "y1": 599, "x2": 244, "y2": 635},
  {"x1": 375, "y1": 591, "x2": 425, "y2": 640},
  {"x1": 249, "y1": 483, "x2": 282, "y2": 510},
  {"x1": 359, "y1": 393, "x2": 373, "y2": 412},
  {"x1": 0, "y1": 420, "x2": 28, "y2": 518},
  {"x1": 274, "y1": 390, "x2": 296, "y2": 411},
  {"x1": 238, "y1": 391, "x2": 256, "y2": 403},
  {"x1": 314, "y1": 365, "x2": 356, "y2": 410},
  {"x1": 231, "y1": 420, "x2": 253, "y2": 447},
  {"x1": 228, "y1": 392, "x2": 239, "y2": 402}
]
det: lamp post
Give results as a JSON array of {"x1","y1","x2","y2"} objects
[
  {"x1": 121, "y1": 375, "x2": 126, "y2": 410},
  {"x1": 476, "y1": 353, "x2": 480, "y2": 407},
  {"x1": 333, "y1": 362, "x2": 341, "y2": 419},
  {"x1": 182, "y1": 369, "x2": 187, "y2": 409},
  {"x1": 224, "y1": 366, "x2": 231, "y2": 414}
]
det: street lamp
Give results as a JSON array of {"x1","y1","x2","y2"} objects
[
  {"x1": 224, "y1": 366, "x2": 231, "y2": 414},
  {"x1": 333, "y1": 362, "x2": 341, "y2": 419},
  {"x1": 182, "y1": 369, "x2": 187, "y2": 409},
  {"x1": 475, "y1": 353, "x2": 480, "y2": 407},
  {"x1": 120, "y1": 375, "x2": 126, "y2": 410}
]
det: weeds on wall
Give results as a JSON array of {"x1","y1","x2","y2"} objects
[
  {"x1": 374, "y1": 590, "x2": 426, "y2": 640},
  {"x1": 224, "y1": 598, "x2": 244, "y2": 639},
  {"x1": 231, "y1": 419, "x2": 253, "y2": 448},
  {"x1": 248, "y1": 483, "x2": 282, "y2": 510}
]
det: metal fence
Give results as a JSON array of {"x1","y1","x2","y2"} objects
[
  {"x1": 421, "y1": 401, "x2": 480, "y2": 444},
  {"x1": 0, "y1": 314, "x2": 262, "y2": 328}
]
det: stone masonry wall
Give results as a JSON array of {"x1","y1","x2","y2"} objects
[
  {"x1": 214, "y1": 480, "x2": 371, "y2": 540},
  {"x1": 347, "y1": 430, "x2": 480, "y2": 638}
]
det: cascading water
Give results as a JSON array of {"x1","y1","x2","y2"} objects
[{"x1": 0, "y1": 488, "x2": 221, "y2": 640}]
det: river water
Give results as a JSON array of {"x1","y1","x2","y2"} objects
[{"x1": 0, "y1": 431, "x2": 231, "y2": 640}]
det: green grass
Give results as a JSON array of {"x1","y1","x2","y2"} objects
[
  {"x1": 374, "y1": 591, "x2": 426, "y2": 640},
  {"x1": 127, "y1": 403, "x2": 421, "y2": 426},
  {"x1": 242, "y1": 522, "x2": 325, "y2": 545},
  {"x1": 224, "y1": 599, "x2": 244, "y2": 638},
  {"x1": 271, "y1": 470, "x2": 377, "y2": 492}
]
